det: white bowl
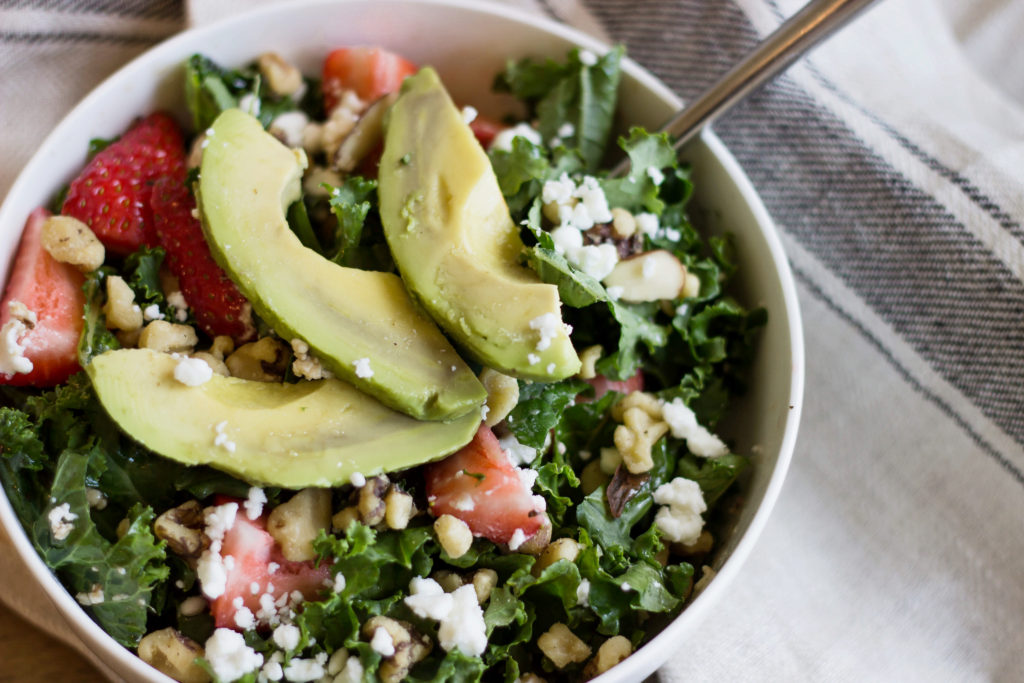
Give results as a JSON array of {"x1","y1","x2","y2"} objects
[{"x1": 0, "y1": 1, "x2": 804, "y2": 680}]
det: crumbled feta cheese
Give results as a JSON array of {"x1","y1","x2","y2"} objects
[
  {"x1": 273, "y1": 623, "x2": 301, "y2": 652},
  {"x1": 350, "y1": 472, "x2": 366, "y2": 488},
  {"x1": 250, "y1": 581, "x2": 261, "y2": 595},
  {"x1": 578, "y1": 49, "x2": 598, "y2": 66},
  {"x1": 481, "y1": 404, "x2": 490, "y2": 422},
  {"x1": 331, "y1": 572, "x2": 346, "y2": 593},
  {"x1": 335, "y1": 656, "x2": 364, "y2": 683},
  {"x1": 572, "y1": 176, "x2": 613, "y2": 228},
  {"x1": 437, "y1": 584, "x2": 487, "y2": 656},
  {"x1": 490, "y1": 122, "x2": 542, "y2": 151},
  {"x1": 576, "y1": 243, "x2": 619, "y2": 280},
  {"x1": 353, "y1": 357, "x2": 373, "y2": 378},
  {"x1": 234, "y1": 606, "x2": 256, "y2": 630},
  {"x1": 661, "y1": 398, "x2": 729, "y2": 457},
  {"x1": 167, "y1": 290, "x2": 189, "y2": 321},
  {"x1": 635, "y1": 212, "x2": 659, "y2": 236},
  {"x1": 461, "y1": 105, "x2": 478, "y2": 124},
  {"x1": 260, "y1": 657, "x2": 284, "y2": 682},
  {"x1": 85, "y1": 487, "x2": 107, "y2": 510},
  {"x1": 370, "y1": 626, "x2": 396, "y2": 657},
  {"x1": 269, "y1": 111, "x2": 310, "y2": 148},
  {"x1": 646, "y1": 166, "x2": 665, "y2": 185},
  {"x1": 621, "y1": 581, "x2": 633, "y2": 592},
  {"x1": 197, "y1": 551, "x2": 228, "y2": 599},
  {"x1": 529, "y1": 312, "x2": 561, "y2": 351},
  {"x1": 205, "y1": 502, "x2": 239, "y2": 547},
  {"x1": 557, "y1": 122, "x2": 575, "y2": 139},
  {"x1": 652, "y1": 477, "x2": 707, "y2": 545},
  {"x1": 527, "y1": 353, "x2": 540, "y2": 365},
  {"x1": 174, "y1": 356, "x2": 213, "y2": 386},
  {"x1": 663, "y1": 227, "x2": 682, "y2": 242},
  {"x1": 283, "y1": 657, "x2": 325, "y2": 682},
  {"x1": 244, "y1": 486, "x2": 267, "y2": 520},
  {"x1": 0, "y1": 300, "x2": 35, "y2": 376},
  {"x1": 205, "y1": 628, "x2": 264, "y2": 682},
  {"x1": 547, "y1": 362, "x2": 556, "y2": 374},
  {"x1": 576, "y1": 579, "x2": 590, "y2": 607},
  {"x1": 75, "y1": 584, "x2": 105, "y2": 606},
  {"x1": 550, "y1": 224, "x2": 584, "y2": 256},
  {"x1": 542, "y1": 173, "x2": 577, "y2": 206},
  {"x1": 47, "y1": 503, "x2": 77, "y2": 541},
  {"x1": 213, "y1": 421, "x2": 237, "y2": 453},
  {"x1": 404, "y1": 577, "x2": 454, "y2": 621},
  {"x1": 498, "y1": 432, "x2": 537, "y2": 466},
  {"x1": 507, "y1": 528, "x2": 527, "y2": 551},
  {"x1": 142, "y1": 304, "x2": 164, "y2": 321}
]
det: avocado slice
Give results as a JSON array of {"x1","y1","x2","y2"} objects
[
  {"x1": 197, "y1": 108, "x2": 485, "y2": 421},
  {"x1": 378, "y1": 68, "x2": 581, "y2": 381},
  {"x1": 87, "y1": 349, "x2": 480, "y2": 488}
]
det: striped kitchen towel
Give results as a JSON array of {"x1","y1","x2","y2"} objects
[{"x1": 0, "y1": 0, "x2": 1021, "y2": 681}]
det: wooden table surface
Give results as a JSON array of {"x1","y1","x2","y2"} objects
[{"x1": 0, "y1": 600, "x2": 106, "y2": 681}]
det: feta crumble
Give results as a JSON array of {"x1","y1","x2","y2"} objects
[
  {"x1": 652, "y1": 477, "x2": 707, "y2": 545},
  {"x1": 213, "y1": 420, "x2": 238, "y2": 453},
  {"x1": 350, "y1": 472, "x2": 366, "y2": 488},
  {"x1": 527, "y1": 353, "x2": 540, "y2": 365},
  {"x1": 576, "y1": 579, "x2": 591, "y2": 607},
  {"x1": 0, "y1": 300, "x2": 35, "y2": 376},
  {"x1": 578, "y1": 49, "x2": 598, "y2": 66},
  {"x1": 282, "y1": 657, "x2": 325, "y2": 682},
  {"x1": 490, "y1": 122, "x2": 542, "y2": 151},
  {"x1": 635, "y1": 212, "x2": 659, "y2": 236},
  {"x1": 234, "y1": 606, "x2": 256, "y2": 631},
  {"x1": 47, "y1": 502, "x2": 77, "y2": 541},
  {"x1": 437, "y1": 584, "x2": 487, "y2": 656},
  {"x1": 335, "y1": 656, "x2": 364, "y2": 683},
  {"x1": 166, "y1": 290, "x2": 189, "y2": 322},
  {"x1": 646, "y1": 166, "x2": 665, "y2": 185},
  {"x1": 404, "y1": 577, "x2": 454, "y2": 621},
  {"x1": 353, "y1": 357, "x2": 373, "y2": 378},
  {"x1": 498, "y1": 431, "x2": 537, "y2": 466},
  {"x1": 661, "y1": 398, "x2": 729, "y2": 457},
  {"x1": 142, "y1": 303, "x2": 164, "y2": 321},
  {"x1": 273, "y1": 623, "x2": 301, "y2": 652},
  {"x1": 460, "y1": 105, "x2": 478, "y2": 124},
  {"x1": 529, "y1": 312, "x2": 561, "y2": 351},
  {"x1": 507, "y1": 528, "x2": 527, "y2": 551},
  {"x1": 244, "y1": 486, "x2": 267, "y2": 520},
  {"x1": 174, "y1": 356, "x2": 213, "y2": 386},
  {"x1": 269, "y1": 111, "x2": 310, "y2": 148},
  {"x1": 206, "y1": 629, "x2": 263, "y2": 682},
  {"x1": 370, "y1": 626, "x2": 396, "y2": 657}
]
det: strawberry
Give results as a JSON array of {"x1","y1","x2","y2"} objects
[
  {"x1": 0, "y1": 208, "x2": 85, "y2": 387},
  {"x1": 62, "y1": 112, "x2": 186, "y2": 255},
  {"x1": 209, "y1": 503, "x2": 332, "y2": 631},
  {"x1": 469, "y1": 114, "x2": 505, "y2": 149},
  {"x1": 582, "y1": 369, "x2": 644, "y2": 401},
  {"x1": 425, "y1": 424, "x2": 547, "y2": 547},
  {"x1": 322, "y1": 46, "x2": 417, "y2": 111},
  {"x1": 150, "y1": 176, "x2": 254, "y2": 343}
]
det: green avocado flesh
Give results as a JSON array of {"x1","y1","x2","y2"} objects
[
  {"x1": 197, "y1": 108, "x2": 485, "y2": 421},
  {"x1": 378, "y1": 68, "x2": 581, "y2": 381},
  {"x1": 87, "y1": 349, "x2": 480, "y2": 488}
]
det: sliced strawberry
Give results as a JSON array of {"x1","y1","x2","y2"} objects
[
  {"x1": 62, "y1": 112, "x2": 186, "y2": 255},
  {"x1": 469, "y1": 115, "x2": 505, "y2": 149},
  {"x1": 425, "y1": 424, "x2": 547, "y2": 547},
  {"x1": 0, "y1": 208, "x2": 84, "y2": 387},
  {"x1": 150, "y1": 176, "x2": 254, "y2": 343},
  {"x1": 322, "y1": 46, "x2": 417, "y2": 111},
  {"x1": 210, "y1": 506, "x2": 332, "y2": 631},
  {"x1": 582, "y1": 369, "x2": 644, "y2": 401}
]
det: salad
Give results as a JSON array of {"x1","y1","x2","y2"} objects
[{"x1": 0, "y1": 44, "x2": 765, "y2": 683}]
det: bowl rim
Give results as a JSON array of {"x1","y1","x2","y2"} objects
[{"x1": 0, "y1": 0, "x2": 804, "y2": 680}]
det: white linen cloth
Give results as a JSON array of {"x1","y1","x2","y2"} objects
[{"x1": 1, "y1": 0, "x2": 1022, "y2": 681}]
